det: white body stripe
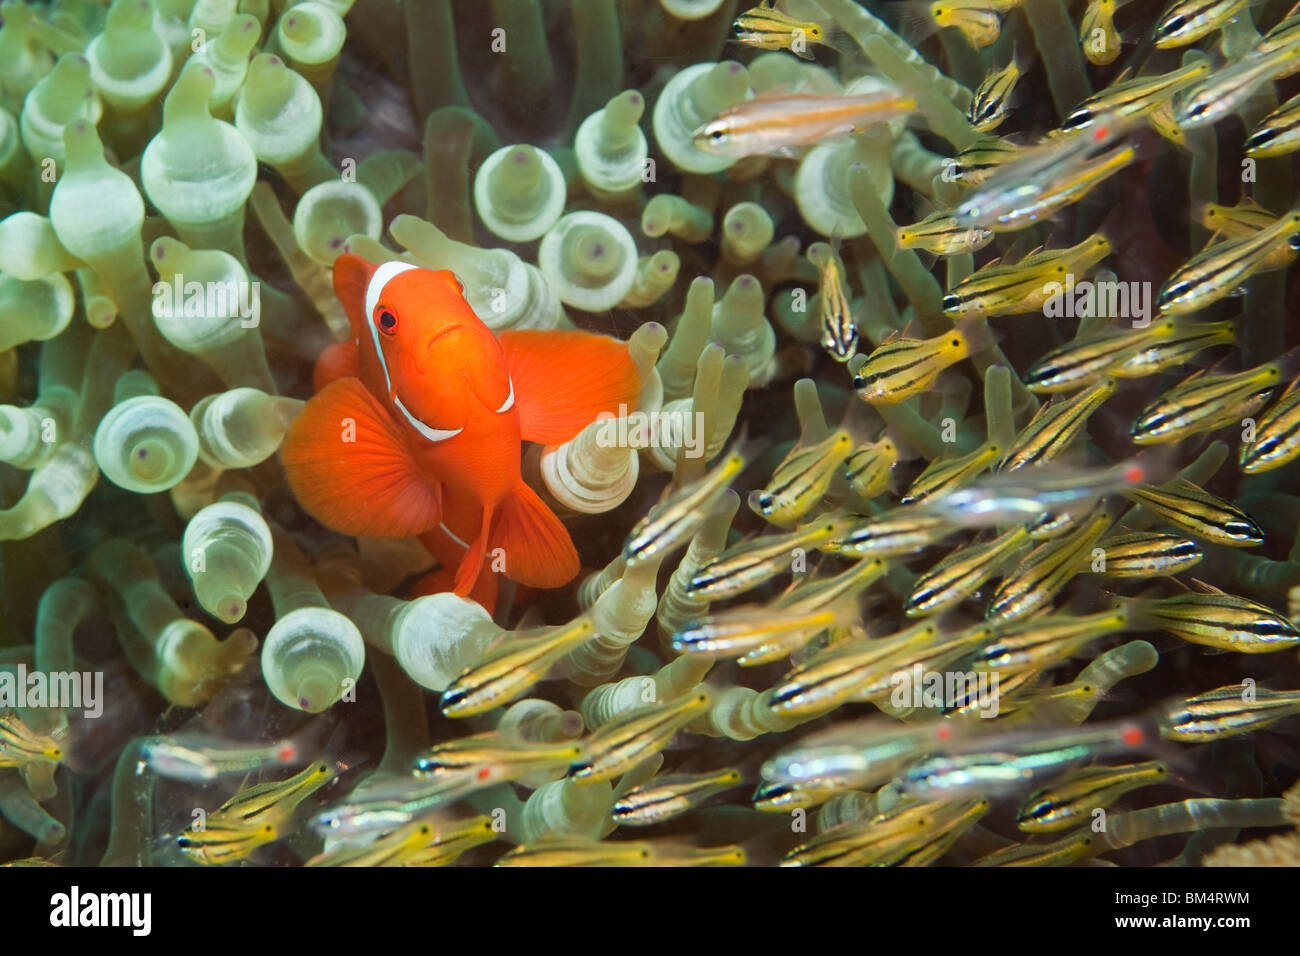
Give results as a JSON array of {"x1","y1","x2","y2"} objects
[{"x1": 364, "y1": 261, "x2": 419, "y2": 393}]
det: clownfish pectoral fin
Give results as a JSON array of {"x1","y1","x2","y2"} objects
[
  {"x1": 488, "y1": 479, "x2": 580, "y2": 589},
  {"x1": 313, "y1": 340, "x2": 361, "y2": 393},
  {"x1": 280, "y1": 377, "x2": 443, "y2": 537},
  {"x1": 499, "y1": 330, "x2": 642, "y2": 445}
]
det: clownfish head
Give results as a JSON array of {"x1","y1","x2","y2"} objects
[{"x1": 333, "y1": 254, "x2": 514, "y2": 443}]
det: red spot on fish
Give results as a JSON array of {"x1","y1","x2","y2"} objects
[
  {"x1": 477, "y1": 766, "x2": 492, "y2": 781},
  {"x1": 1121, "y1": 723, "x2": 1145, "y2": 747},
  {"x1": 1124, "y1": 464, "x2": 1144, "y2": 484},
  {"x1": 279, "y1": 744, "x2": 296, "y2": 761},
  {"x1": 936, "y1": 725, "x2": 953, "y2": 741}
]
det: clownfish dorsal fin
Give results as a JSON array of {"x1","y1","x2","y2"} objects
[
  {"x1": 280, "y1": 377, "x2": 443, "y2": 537},
  {"x1": 332, "y1": 253, "x2": 379, "y2": 340},
  {"x1": 498, "y1": 330, "x2": 643, "y2": 444}
]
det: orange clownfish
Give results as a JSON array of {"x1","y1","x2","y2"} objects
[{"x1": 280, "y1": 255, "x2": 641, "y2": 612}]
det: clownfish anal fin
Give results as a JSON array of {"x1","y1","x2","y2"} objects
[
  {"x1": 499, "y1": 330, "x2": 642, "y2": 445},
  {"x1": 280, "y1": 376, "x2": 443, "y2": 537},
  {"x1": 489, "y1": 479, "x2": 580, "y2": 589},
  {"x1": 313, "y1": 340, "x2": 361, "y2": 393}
]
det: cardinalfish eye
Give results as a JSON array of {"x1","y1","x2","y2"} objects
[{"x1": 377, "y1": 309, "x2": 398, "y2": 335}]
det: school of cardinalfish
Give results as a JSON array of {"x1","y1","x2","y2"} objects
[{"x1": 7, "y1": 0, "x2": 1300, "y2": 869}]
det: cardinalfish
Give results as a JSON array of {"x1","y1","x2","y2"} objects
[
  {"x1": 1018, "y1": 761, "x2": 1170, "y2": 833},
  {"x1": 967, "y1": 58, "x2": 1020, "y2": 132},
  {"x1": 1160, "y1": 683, "x2": 1300, "y2": 742},
  {"x1": 1061, "y1": 62, "x2": 1209, "y2": 132},
  {"x1": 567, "y1": 689, "x2": 713, "y2": 783},
  {"x1": 672, "y1": 601, "x2": 857, "y2": 661},
  {"x1": 904, "y1": 528, "x2": 1029, "y2": 617},
  {"x1": 901, "y1": 442, "x2": 1002, "y2": 506},
  {"x1": 1025, "y1": 320, "x2": 1178, "y2": 393},
  {"x1": 311, "y1": 772, "x2": 488, "y2": 839},
  {"x1": 693, "y1": 89, "x2": 917, "y2": 158},
  {"x1": 0, "y1": 714, "x2": 63, "y2": 768},
  {"x1": 1123, "y1": 479, "x2": 1264, "y2": 547},
  {"x1": 896, "y1": 209, "x2": 995, "y2": 256},
  {"x1": 1109, "y1": 319, "x2": 1236, "y2": 378},
  {"x1": 894, "y1": 718, "x2": 1159, "y2": 799},
  {"x1": 750, "y1": 428, "x2": 854, "y2": 525},
  {"x1": 843, "y1": 437, "x2": 900, "y2": 498},
  {"x1": 1240, "y1": 376, "x2": 1300, "y2": 473},
  {"x1": 942, "y1": 235, "x2": 1112, "y2": 319},
  {"x1": 206, "y1": 761, "x2": 335, "y2": 831},
  {"x1": 1154, "y1": 0, "x2": 1258, "y2": 48},
  {"x1": 816, "y1": 248, "x2": 858, "y2": 363},
  {"x1": 1080, "y1": 0, "x2": 1126, "y2": 65},
  {"x1": 1131, "y1": 362, "x2": 1283, "y2": 445},
  {"x1": 986, "y1": 509, "x2": 1113, "y2": 622},
  {"x1": 280, "y1": 255, "x2": 641, "y2": 615},
  {"x1": 176, "y1": 820, "x2": 279, "y2": 866},
  {"x1": 1096, "y1": 532, "x2": 1204, "y2": 577},
  {"x1": 305, "y1": 820, "x2": 436, "y2": 867},
  {"x1": 1157, "y1": 211, "x2": 1300, "y2": 314},
  {"x1": 1131, "y1": 587, "x2": 1300, "y2": 653},
  {"x1": 852, "y1": 320, "x2": 992, "y2": 404},
  {"x1": 623, "y1": 441, "x2": 753, "y2": 566},
  {"x1": 763, "y1": 720, "x2": 958, "y2": 791},
  {"x1": 1197, "y1": 199, "x2": 1299, "y2": 271},
  {"x1": 686, "y1": 514, "x2": 850, "y2": 601},
  {"x1": 412, "y1": 733, "x2": 583, "y2": 780},
  {"x1": 1175, "y1": 44, "x2": 1300, "y2": 130},
  {"x1": 440, "y1": 618, "x2": 596, "y2": 718},
  {"x1": 497, "y1": 838, "x2": 655, "y2": 867},
  {"x1": 140, "y1": 730, "x2": 315, "y2": 782},
  {"x1": 1245, "y1": 93, "x2": 1300, "y2": 156},
  {"x1": 895, "y1": 0, "x2": 1026, "y2": 48},
  {"x1": 998, "y1": 377, "x2": 1117, "y2": 471},
  {"x1": 949, "y1": 136, "x2": 1023, "y2": 186},
  {"x1": 913, "y1": 460, "x2": 1148, "y2": 527},
  {"x1": 731, "y1": 2, "x2": 844, "y2": 60},
  {"x1": 611, "y1": 768, "x2": 744, "y2": 826}
]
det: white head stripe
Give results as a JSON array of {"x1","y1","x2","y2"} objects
[
  {"x1": 362, "y1": 261, "x2": 418, "y2": 393},
  {"x1": 495, "y1": 378, "x2": 515, "y2": 414},
  {"x1": 365, "y1": 261, "x2": 419, "y2": 324}
]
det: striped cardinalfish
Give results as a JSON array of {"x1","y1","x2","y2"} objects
[
  {"x1": 843, "y1": 436, "x2": 900, "y2": 498},
  {"x1": 1094, "y1": 532, "x2": 1204, "y2": 577},
  {"x1": 693, "y1": 89, "x2": 917, "y2": 158},
  {"x1": 567, "y1": 689, "x2": 713, "y2": 783},
  {"x1": 176, "y1": 820, "x2": 279, "y2": 866},
  {"x1": 672, "y1": 601, "x2": 857, "y2": 661},
  {"x1": 1131, "y1": 363, "x2": 1281, "y2": 445},
  {"x1": 686, "y1": 514, "x2": 850, "y2": 600},
  {"x1": 894, "y1": 0, "x2": 1028, "y2": 49},
  {"x1": 731, "y1": 2, "x2": 844, "y2": 60},
  {"x1": 1018, "y1": 761, "x2": 1171, "y2": 833},
  {"x1": 404, "y1": 815, "x2": 498, "y2": 867},
  {"x1": 441, "y1": 618, "x2": 596, "y2": 718},
  {"x1": 1197, "y1": 199, "x2": 1300, "y2": 271},
  {"x1": 1024, "y1": 320, "x2": 1178, "y2": 394},
  {"x1": 412, "y1": 733, "x2": 583, "y2": 779},
  {"x1": 1061, "y1": 62, "x2": 1210, "y2": 132},
  {"x1": 896, "y1": 209, "x2": 995, "y2": 256},
  {"x1": 1160, "y1": 683, "x2": 1300, "y2": 741},
  {"x1": 998, "y1": 377, "x2": 1116, "y2": 471},
  {"x1": 611, "y1": 768, "x2": 743, "y2": 826},
  {"x1": 1109, "y1": 319, "x2": 1236, "y2": 378},
  {"x1": 852, "y1": 320, "x2": 993, "y2": 404},
  {"x1": 967, "y1": 57, "x2": 1021, "y2": 132},
  {"x1": 1132, "y1": 587, "x2": 1300, "y2": 653},
  {"x1": 973, "y1": 828, "x2": 1097, "y2": 866},
  {"x1": 496, "y1": 839, "x2": 655, "y2": 867},
  {"x1": 986, "y1": 509, "x2": 1112, "y2": 622},
  {"x1": 779, "y1": 799, "x2": 951, "y2": 867},
  {"x1": 1154, "y1": 0, "x2": 1258, "y2": 49},
  {"x1": 305, "y1": 820, "x2": 436, "y2": 867},
  {"x1": 1240, "y1": 376, "x2": 1300, "y2": 473},
  {"x1": 207, "y1": 761, "x2": 335, "y2": 831},
  {"x1": 949, "y1": 135, "x2": 1023, "y2": 185},
  {"x1": 1123, "y1": 479, "x2": 1264, "y2": 546},
  {"x1": 974, "y1": 607, "x2": 1130, "y2": 674},
  {"x1": 904, "y1": 526, "x2": 1030, "y2": 617},
  {"x1": 750, "y1": 428, "x2": 854, "y2": 525},
  {"x1": 817, "y1": 250, "x2": 858, "y2": 363},
  {"x1": 1157, "y1": 210, "x2": 1300, "y2": 314},
  {"x1": 0, "y1": 714, "x2": 63, "y2": 768},
  {"x1": 623, "y1": 441, "x2": 753, "y2": 566},
  {"x1": 1245, "y1": 93, "x2": 1300, "y2": 156},
  {"x1": 821, "y1": 506, "x2": 955, "y2": 558},
  {"x1": 1176, "y1": 45, "x2": 1300, "y2": 130},
  {"x1": 901, "y1": 441, "x2": 1002, "y2": 506}
]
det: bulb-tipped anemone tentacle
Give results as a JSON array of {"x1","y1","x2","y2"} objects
[
  {"x1": 538, "y1": 211, "x2": 639, "y2": 312},
  {"x1": 191, "y1": 14, "x2": 261, "y2": 119},
  {"x1": 18, "y1": 52, "x2": 101, "y2": 183},
  {"x1": 618, "y1": 251, "x2": 680, "y2": 309},
  {"x1": 652, "y1": 60, "x2": 751, "y2": 175},
  {"x1": 182, "y1": 491, "x2": 273, "y2": 624},
  {"x1": 473, "y1": 144, "x2": 566, "y2": 243},
  {"x1": 261, "y1": 525, "x2": 365, "y2": 713},
  {"x1": 235, "y1": 52, "x2": 333, "y2": 193},
  {"x1": 87, "y1": 537, "x2": 257, "y2": 707},
  {"x1": 141, "y1": 60, "x2": 257, "y2": 264},
  {"x1": 392, "y1": 213, "x2": 564, "y2": 331},
  {"x1": 190, "y1": 386, "x2": 302, "y2": 469},
  {"x1": 273, "y1": 0, "x2": 345, "y2": 105},
  {"x1": 93, "y1": 384, "x2": 200, "y2": 494},
  {"x1": 575, "y1": 89, "x2": 649, "y2": 203},
  {"x1": 0, "y1": 213, "x2": 84, "y2": 281}
]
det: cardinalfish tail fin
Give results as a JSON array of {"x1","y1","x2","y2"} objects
[{"x1": 489, "y1": 479, "x2": 580, "y2": 589}]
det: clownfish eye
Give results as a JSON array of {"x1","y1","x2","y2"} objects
[{"x1": 377, "y1": 309, "x2": 397, "y2": 335}]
